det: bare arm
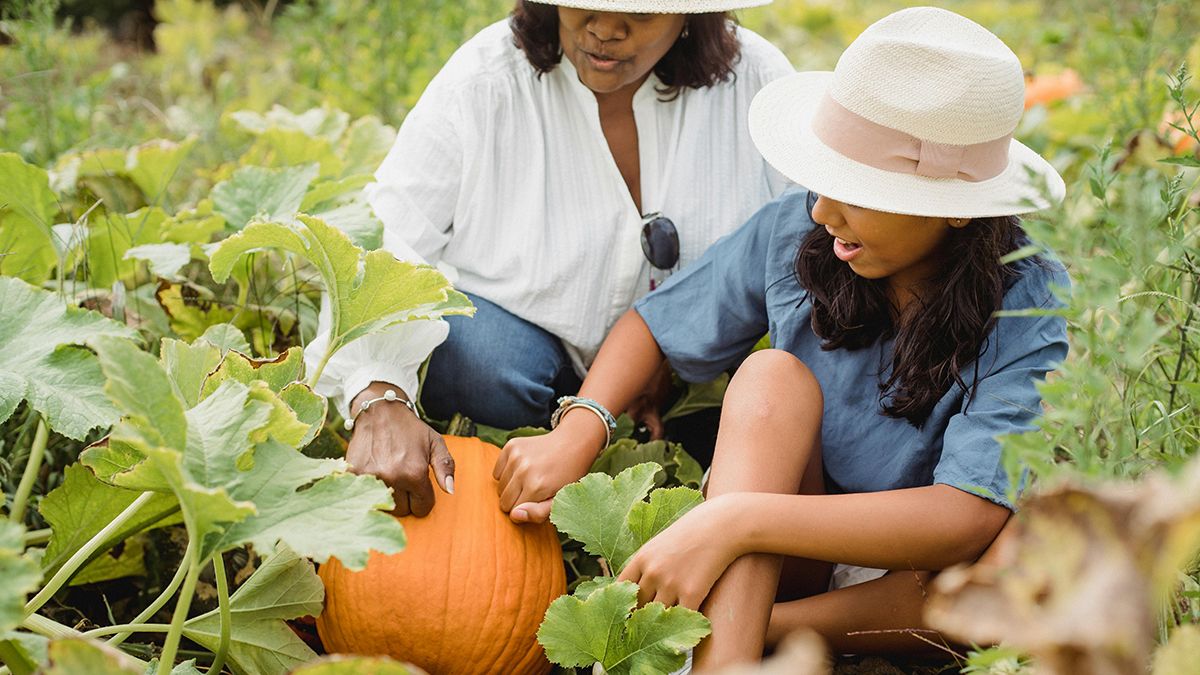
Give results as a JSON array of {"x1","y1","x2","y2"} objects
[
  {"x1": 726, "y1": 485, "x2": 1010, "y2": 570},
  {"x1": 493, "y1": 309, "x2": 667, "y2": 521}
]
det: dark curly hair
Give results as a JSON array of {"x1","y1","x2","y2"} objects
[
  {"x1": 509, "y1": 0, "x2": 742, "y2": 100},
  {"x1": 795, "y1": 198, "x2": 1028, "y2": 426}
]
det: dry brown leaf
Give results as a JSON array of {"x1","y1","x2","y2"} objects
[{"x1": 926, "y1": 462, "x2": 1200, "y2": 675}]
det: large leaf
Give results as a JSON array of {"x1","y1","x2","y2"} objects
[
  {"x1": 41, "y1": 638, "x2": 142, "y2": 675},
  {"x1": 0, "y1": 152, "x2": 58, "y2": 283},
  {"x1": 0, "y1": 630, "x2": 48, "y2": 674},
  {"x1": 230, "y1": 106, "x2": 350, "y2": 141},
  {"x1": 86, "y1": 207, "x2": 169, "y2": 288},
  {"x1": 159, "y1": 338, "x2": 224, "y2": 409},
  {"x1": 39, "y1": 464, "x2": 180, "y2": 581},
  {"x1": 0, "y1": 521, "x2": 42, "y2": 633},
  {"x1": 208, "y1": 215, "x2": 473, "y2": 373},
  {"x1": 124, "y1": 138, "x2": 198, "y2": 204},
  {"x1": 211, "y1": 164, "x2": 319, "y2": 232},
  {"x1": 0, "y1": 277, "x2": 136, "y2": 440},
  {"x1": 537, "y1": 580, "x2": 709, "y2": 675},
  {"x1": 549, "y1": 464, "x2": 658, "y2": 574},
  {"x1": 592, "y1": 440, "x2": 704, "y2": 491},
  {"x1": 211, "y1": 439, "x2": 404, "y2": 568},
  {"x1": 124, "y1": 243, "x2": 192, "y2": 281},
  {"x1": 183, "y1": 546, "x2": 322, "y2": 675}
]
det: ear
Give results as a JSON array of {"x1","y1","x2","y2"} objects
[{"x1": 948, "y1": 217, "x2": 970, "y2": 229}]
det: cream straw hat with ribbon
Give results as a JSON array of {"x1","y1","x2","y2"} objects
[
  {"x1": 527, "y1": 0, "x2": 771, "y2": 13},
  {"x1": 749, "y1": 6, "x2": 1065, "y2": 218}
]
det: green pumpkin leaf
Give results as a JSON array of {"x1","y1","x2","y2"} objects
[
  {"x1": 0, "y1": 521, "x2": 42, "y2": 633},
  {"x1": 592, "y1": 440, "x2": 704, "y2": 491},
  {"x1": 207, "y1": 215, "x2": 473, "y2": 379},
  {"x1": 155, "y1": 282, "x2": 236, "y2": 341},
  {"x1": 199, "y1": 324, "x2": 251, "y2": 355},
  {"x1": 41, "y1": 638, "x2": 142, "y2": 675},
  {"x1": 549, "y1": 464, "x2": 658, "y2": 573},
  {"x1": 86, "y1": 207, "x2": 169, "y2": 288},
  {"x1": 313, "y1": 198, "x2": 383, "y2": 250},
  {"x1": 230, "y1": 106, "x2": 350, "y2": 141},
  {"x1": 0, "y1": 630, "x2": 48, "y2": 673},
  {"x1": 159, "y1": 338, "x2": 224, "y2": 409},
  {"x1": 92, "y1": 337, "x2": 188, "y2": 452},
  {"x1": 0, "y1": 277, "x2": 136, "y2": 440},
  {"x1": 40, "y1": 464, "x2": 180, "y2": 581},
  {"x1": 537, "y1": 580, "x2": 709, "y2": 674},
  {"x1": 183, "y1": 545, "x2": 322, "y2": 675},
  {"x1": 0, "y1": 153, "x2": 58, "y2": 283},
  {"x1": 337, "y1": 116, "x2": 397, "y2": 177},
  {"x1": 160, "y1": 200, "x2": 226, "y2": 246},
  {"x1": 124, "y1": 137, "x2": 198, "y2": 204},
  {"x1": 242, "y1": 130, "x2": 344, "y2": 178},
  {"x1": 624, "y1": 487, "x2": 704, "y2": 567},
  {"x1": 201, "y1": 348, "x2": 305, "y2": 398},
  {"x1": 210, "y1": 439, "x2": 403, "y2": 568},
  {"x1": 301, "y1": 175, "x2": 373, "y2": 212},
  {"x1": 124, "y1": 242, "x2": 192, "y2": 281},
  {"x1": 211, "y1": 164, "x2": 319, "y2": 232}
]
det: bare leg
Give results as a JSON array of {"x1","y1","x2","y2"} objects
[{"x1": 691, "y1": 350, "x2": 826, "y2": 672}]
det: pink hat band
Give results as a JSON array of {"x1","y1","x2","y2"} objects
[{"x1": 810, "y1": 93, "x2": 1013, "y2": 183}]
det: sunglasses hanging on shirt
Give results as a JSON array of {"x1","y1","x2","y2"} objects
[{"x1": 640, "y1": 212, "x2": 679, "y2": 290}]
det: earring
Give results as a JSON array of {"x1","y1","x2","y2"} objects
[{"x1": 681, "y1": 23, "x2": 690, "y2": 39}]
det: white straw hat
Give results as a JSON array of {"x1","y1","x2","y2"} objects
[
  {"x1": 748, "y1": 6, "x2": 1065, "y2": 218},
  {"x1": 526, "y1": 0, "x2": 771, "y2": 13}
]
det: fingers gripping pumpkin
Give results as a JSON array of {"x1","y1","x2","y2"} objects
[{"x1": 317, "y1": 435, "x2": 567, "y2": 674}]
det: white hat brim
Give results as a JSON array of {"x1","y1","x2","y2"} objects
[
  {"x1": 526, "y1": 0, "x2": 771, "y2": 13},
  {"x1": 749, "y1": 72, "x2": 1066, "y2": 219}
]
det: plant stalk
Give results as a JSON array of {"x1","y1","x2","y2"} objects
[
  {"x1": 22, "y1": 528, "x2": 51, "y2": 546},
  {"x1": 307, "y1": 343, "x2": 338, "y2": 389},
  {"x1": 9, "y1": 418, "x2": 49, "y2": 523},
  {"x1": 82, "y1": 623, "x2": 172, "y2": 638},
  {"x1": 107, "y1": 537, "x2": 196, "y2": 646},
  {"x1": 23, "y1": 491, "x2": 155, "y2": 616},
  {"x1": 207, "y1": 552, "x2": 231, "y2": 675},
  {"x1": 0, "y1": 641, "x2": 31, "y2": 675},
  {"x1": 157, "y1": 554, "x2": 203, "y2": 675},
  {"x1": 20, "y1": 613, "x2": 81, "y2": 639}
]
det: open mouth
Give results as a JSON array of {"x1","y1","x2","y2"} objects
[{"x1": 831, "y1": 235, "x2": 863, "y2": 261}]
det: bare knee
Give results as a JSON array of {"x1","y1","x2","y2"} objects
[{"x1": 725, "y1": 349, "x2": 823, "y2": 426}]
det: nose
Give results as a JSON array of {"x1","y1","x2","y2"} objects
[
  {"x1": 811, "y1": 195, "x2": 843, "y2": 228},
  {"x1": 587, "y1": 12, "x2": 628, "y2": 42}
]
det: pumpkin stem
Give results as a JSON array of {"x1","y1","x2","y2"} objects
[
  {"x1": 158, "y1": 553, "x2": 203, "y2": 675},
  {"x1": 207, "y1": 552, "x2": 232, "y2": 675}
]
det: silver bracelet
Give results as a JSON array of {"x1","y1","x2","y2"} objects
[
  {"x1": 550, "y1": 396, "x2": 616, "y2": 450},
  {"x1": 343, "y1": 389, "x2": 417, "y2": 431}
]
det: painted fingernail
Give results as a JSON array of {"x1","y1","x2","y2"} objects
[
  {"x1": 513, "y1": 508, "x2": 528, "y2": 521},
  {"x1": 445, "y1": 476, "x2": 455, "y2": 494}
]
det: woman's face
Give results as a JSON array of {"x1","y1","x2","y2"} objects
[
  {"x1": 810, "y1": 194, "x2": 968, "y2": 304},
  {"x1": 557, "y1": 8, "x2": 686, "y2": 96}
]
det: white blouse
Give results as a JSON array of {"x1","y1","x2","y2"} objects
[{"x1": 305, "y1": 19, "x2": 794, "y2": 417}]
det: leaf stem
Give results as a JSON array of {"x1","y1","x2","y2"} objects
[
  {"x1": 0, "y1": 641, "x2": 32, "y2": 675},
  {"x1": 22, "y1": 528, "x2": 51, "y2": 546},
  {"x1": 157, "y1": 554, "x2": 203, "y2": 675},
  {"x1": 20, "y1": 612, "x2": 82, "y2": 639},
  {"x1": 82, "y1": 623, "x2": 173, "y2": 638},
  {"x1": 9, "y1": 418, "x2": 49, "y2": 523},
  {"x1": 306, "y1": 343, "x2": 337, "y2": 389},
  {"x1": 207, "y1": 552, "x2": 232, "y2": 675},
  {"x1": 107, "y1": 537, "x2": 196, "y2": 646},
  {"x1": 23, "y1": 491, "x2": 156, "y2": 616}
]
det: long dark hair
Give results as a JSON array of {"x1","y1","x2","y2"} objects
[
  {"x1": 795, "y1": 210, "x2": 1025, "y2": 426},
  {"x1": 509, "y1": 0, "x2": 741, "y2": 100}
]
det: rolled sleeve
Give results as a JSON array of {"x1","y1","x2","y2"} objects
[{"x1": 933, "y1": 265, "x2": 1071, "y2": 511}]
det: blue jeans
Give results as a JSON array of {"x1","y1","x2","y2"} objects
[{"x1": 420, "y1": 292, "x2": 582, "y2": 429}]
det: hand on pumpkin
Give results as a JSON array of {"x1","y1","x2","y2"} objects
[
  {"x1": 616, "y1": 496, "x2": 740, "y2": 611},
  {"x1": 347, "y1": 383, "x2": 454, "y2": 518},
  {"x1": 625, "y1": 360, "x2": 673, "y2": 440},
  {"x1": 493, "y1": 411, "x2": 608, "y2": 524}
]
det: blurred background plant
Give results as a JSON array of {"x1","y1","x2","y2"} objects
[{"x1": 1, "y1": 0, "x2": 1199, "y2": 673}]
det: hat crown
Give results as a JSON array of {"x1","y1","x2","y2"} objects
[{"x1": 829, "y1": 7, "x2": 1025, "y2": 146}]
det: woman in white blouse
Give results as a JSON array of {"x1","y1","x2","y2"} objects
[{"x1": 305, "y1": 0, "x2": 792, "y2": 517}]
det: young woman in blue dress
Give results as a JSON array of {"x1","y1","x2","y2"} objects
[{"x1": 493, "y1": 7, "x2": 1069, "y2": 670}]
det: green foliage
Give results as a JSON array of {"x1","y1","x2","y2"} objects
[
  {"x1": 208, "y1": 215, "x2": 475, "y2": 385},
  {"x1": 537, "y1": 578, "x2": 710, "y2": 675},
  {"x1": 0, "y1": 521, "x2": 41, "y2": 632},
  {"x1": 0, "y1": 277, "x2": 136, "y2": 440},
  {"x1": 543, "y1": 465, "x2": 708, "y2": 672},
  {"x1": 0, "y1": 153, "x2": 58, "y2": 283}
]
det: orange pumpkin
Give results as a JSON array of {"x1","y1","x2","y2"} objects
[
  {"x1": 316, "y1": 435, "x2": 566, "y2": 675},
  {"x1": 1024, "y1": 69, "x2": 1084, "y2": 109}
]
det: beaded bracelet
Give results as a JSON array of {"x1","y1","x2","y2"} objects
[
  {"x1": 343, "y1": 389, "x2": 417, "y2": 431},
  {"x1": 550, "y1": 396, "x2": 617, "y2": 450}
]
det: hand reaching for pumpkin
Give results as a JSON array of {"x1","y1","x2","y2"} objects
[
  {"x1": 347, "y1": 382, "x2": 455, "y2": 518},
  {"x1": 493, "y1": 410, "x2": 608, "y2": 524}
]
